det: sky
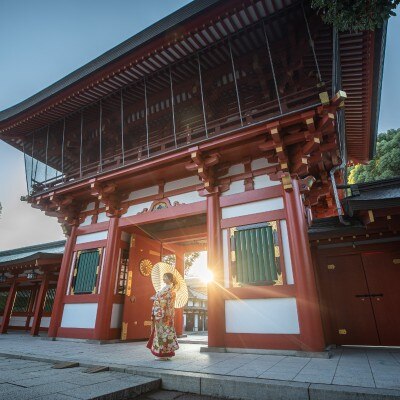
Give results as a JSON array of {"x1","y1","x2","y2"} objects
[{"x1": 0, "y1": 1, "x2": 399, "y2": 250}]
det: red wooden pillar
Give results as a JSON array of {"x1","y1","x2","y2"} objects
[
  {"x1": 25, "y1": 285, "x2": 38, "y2": 331},
  {"x1": 0, "y1": 279, "x2": 18, "y2": 334},
  {"x1": 206, "y1": 191, "x2": 225, "y2": 347},
  {"x1": 31, "y1": 274, "x2": 50, "y2": 336},
  {"x1": 93, "y1": 216, "x2": 120, "y2": 340},
  {"x1": 175, "y1": 251, "x2": 184, "y2": 336},
  {"x1": 284, "y1": 179, "x2": 325, "y2": 352},
  {"x1": 48, "y1": 224, "x2": 78, "y2": 338}
]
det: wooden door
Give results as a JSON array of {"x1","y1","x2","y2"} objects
[
  {"x1": 318, "y1": 254, "x2": 380, "y2": 345},
  {"x1": 121, "y1": 234, "x2": 161, "y2": 340},
  {"x1": 362, "y1": 251, "x2": 400, "y2": 346}
]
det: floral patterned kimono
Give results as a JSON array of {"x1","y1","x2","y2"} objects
[{"x1": 147, "y1": 284, "x2": 179, "y2": 358}]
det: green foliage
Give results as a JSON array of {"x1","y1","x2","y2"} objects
[
  {"x1": 162, "y1": 252, "x2": 200, "y2": 276},
  {"x1": 311, "y1": 0, "x2": 399, "y2": 31},
  {"x1": 348, "y1": 128, "x2": 400, "y2": 183}
]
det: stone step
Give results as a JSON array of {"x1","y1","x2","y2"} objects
[
  {"x1": 57, "y1": 373, "x2": 161, "y2": 400},
  {"x1": 0, "y1": 356, "x2": 160, "y2": 400}
]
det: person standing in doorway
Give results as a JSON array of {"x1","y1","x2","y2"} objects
[{"x1": 147, "y1": 272, "x2": 179, "y2": 360}]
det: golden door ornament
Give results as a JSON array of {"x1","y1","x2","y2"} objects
[{"x1": 139, "y1": 259, "x2": 153, "y2": 276}]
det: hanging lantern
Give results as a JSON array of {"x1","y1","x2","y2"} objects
[{"x1": 27, "y1": 269, "x2": 38, "y2": 280}]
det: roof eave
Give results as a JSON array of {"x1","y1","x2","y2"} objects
[
  {"x1": 0, "y1": 0, "x2": 224, "y2": 125},
  {"x1": 368, "y1": 21, "x2": 388, "y2": 160}
]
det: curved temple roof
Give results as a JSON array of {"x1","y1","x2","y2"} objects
[
  {"x1": 0, "y1": 240, "x2": 65, "y2": 266},
  {"x1": 0, "y1": 0, "x2": 386, "y2": 163},
  {"x1": 0, "y1": 0, "x2": 222, "y2": 123}
]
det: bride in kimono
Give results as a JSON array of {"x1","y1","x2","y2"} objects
[{"x1": 146, "y1": 272, "x2": 179, "y2": 360}]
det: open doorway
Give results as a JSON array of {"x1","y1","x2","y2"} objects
[
  {"x1": 162, "y1": 249, "x2": 209, "y2": 343},
  {"x1": 121, "y1": 213, "x2": 209, "y2": 344}
]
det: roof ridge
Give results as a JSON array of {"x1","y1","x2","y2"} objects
[{"x1": 0, "y1": 240, "x2": 66, "y2": 256}]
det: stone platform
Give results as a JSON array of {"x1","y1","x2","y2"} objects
[{"x1": 0, "y1": 333, "x2": 399, "y2": 400}]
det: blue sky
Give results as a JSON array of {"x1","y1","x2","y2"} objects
[{"x1": 0, "y1": 1, "x2": 399, "y2": 249}]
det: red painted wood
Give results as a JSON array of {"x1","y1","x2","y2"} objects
[
  {"x1": 119, "y1": 201, "x2": 206, "y2": 227},
  {"x1": 219, "y1": 186, "x2": 283, "y2": 208},
  {"x1": 63, "y1": 294, "x2": 100, "y2": 303},
  {"x1": 0, "y1": 280, "x2": 18, "y2": 334},
  {"x1": 25, "y1": 286, "x2": 38, "y2": 331},
  {"x1": 317, "y1": 253, "x2": 380, "y2": 346},
  {"x1": 94, "y1": 216, "x2": 120, "y2": 340},
  {"x1": 283, "y1": 179, "x2": 325, "y2": 351},
  {"x1": 57, "y1": 327, "x2": 94, "y2": 339},
  {"x1": 48, "y1": 225, "x2": 78, "y2": 338},
  {"x1": 31, "y1": 273, "x2": 50, "y2": 336},
  {"x1": 221, "y1": 209, "x2": 286, "y2": 229},
  {"x1": 362, "y1": 251, "x2": 400, "y2": 346},
  {"x1": 121, "y1": 234, "x2": 162, "y2": 340},
  {"x1": 207, "y1": 192, "x2": 225, "y2": 347}
]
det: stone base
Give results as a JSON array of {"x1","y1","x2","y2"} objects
[{"x1": 200, "y1": 345, "x2": 331, "y2": 359}]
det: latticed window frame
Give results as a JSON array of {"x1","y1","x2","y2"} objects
[
  {"x1": 43, "y1": 287, "x2": 57, "y2": 313},
  {"x1": 0, "y1": 291, "x2": 8, "y2": 313},
  {"x1": 71, "y1": 248, "x2": 103, "y2": 295},
  {"x1": 230, "y1": 221, "x2": 284, "y2": 287},
  {"x1": 12, "y1": 289, "x2": 32, "y2": 313}
]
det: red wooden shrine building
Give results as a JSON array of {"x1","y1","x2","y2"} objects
[{"x1": 1, "y1": 0, "x2": 397, "y2": 352}]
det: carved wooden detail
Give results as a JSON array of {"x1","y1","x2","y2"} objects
[
  {"x1": 185, "y1": 147, "x2": 220, "y2": 192},
  {"x1": 89, "y1": 180, "x2": 129, "y2": 218}
]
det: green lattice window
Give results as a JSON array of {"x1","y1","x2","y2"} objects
[
  {"x1": 12, "y1": 289, "x2": 32, "y2": 312},
  {"x1": 43, "y1": 288, "x2": 56, "y2": 313},
  {"x1": 71, "y1": 249, "x2": 102, "y2": 295},
  {"x1": 231, "y1": 222, "x2": 282, "y2": 286},
  {"x1": 0, "y1": 291, "x2": 8, "y2": 313}
]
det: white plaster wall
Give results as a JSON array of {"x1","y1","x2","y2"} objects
[
  {"x1": 168, "y1": 191, "x2": 203, "y2": 204},
  {"x1": 222, "y1": 229, "x2": 230, "y2": 288},
  {"x1": 61, "y1": 303, "x2": 98, "y2": 329},
  {"x1": 83, "y1": 202, "x2": 95, "y2": 212},
  {"x1": 221, "y1": 198, "x2": 284, "y2": 219},
  {"x1": 97, "y1": 212, "x2": 110, "y2": 223},
  {"x1": 110, "y1": 304, "x2": 123, "y2": 329},
  {"x1": 125, "y1": 201, "x2": 153, "y2": 217},
  {"x1": 251, "y1": 158, "x2": 270, "y2": 170},
  {"x1": 221, "y1": 180, "x2": 245, "y2": 197},
  {"x1": 220, "y1": 164, "x2": 245, "y2": 178},
  {"x1": 128, "y1": 186, "x2": 158, "y2": 201},
  {"x1": 9, "y1": 316, "x2": 26, "y2": 327},
  {"x1": 165, "y1": 176, "x2": 200, "y2": 192},
  {"x1": 253, "y1": 175, "x2": 281, "y2": 189},
  {"x1": 80, "y1": 215, "x2": 92, "y2": 227},
  {"x1": 76, "y1": 231, "x2": 108, "y2": 244},
  {"x1": 280, "y1": 220, "x2": 294, "y2": 285},
  {"x1": 40, "y1": 317, "x2": 51, "y2": 328},
  {"x1": 225, "y1": 298, "x2": 300, "y2": 334}
]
